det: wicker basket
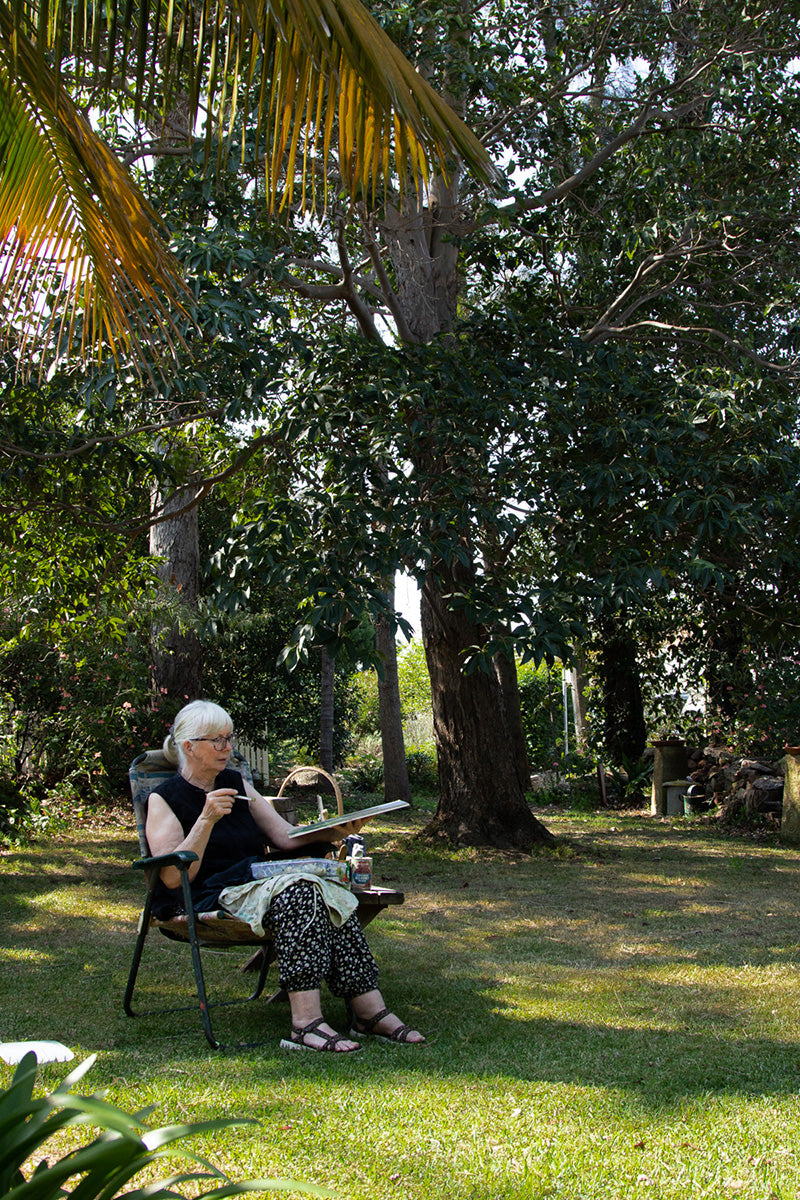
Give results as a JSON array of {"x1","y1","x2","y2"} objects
[{"x1": 275, "y1": 766, "x2": 344, "y2": 825}]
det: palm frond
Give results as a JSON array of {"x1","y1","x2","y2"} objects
[
  {"x1": 1, "y1": 0, "x2": 497, "y2": 372},
  {"x1": 11, "y1": 0, "x2": 498, "y2": 204},
  {"x1": 0, "y1": 29, "x2": 188, "y2": 371}
]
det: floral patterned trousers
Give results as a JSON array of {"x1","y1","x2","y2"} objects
[{"x1": 264, "y1": 879, "x2": 379, "y2": 996}]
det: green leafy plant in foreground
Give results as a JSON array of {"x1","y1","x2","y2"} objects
[{"x1": 1, "y1": 1052, "x2": 329, "y2": 1200}]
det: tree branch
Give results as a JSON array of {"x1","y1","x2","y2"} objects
[
  {"x1": 586, "y1": 319, "x2": 797, "y2": 372},
  {"x1": 278, "y1": 256, "x2": 386, "y2": 303},
  {"x1": 358, "y1": 205, "x2": 414, "y2": 343},
  {"x1": 0, "y1": 406, "x2": 218, "y2": 462},
  {"x1": 335, "y1": 219, "x2": 381, "y2": 342},
  {"x1": 514, "y1": 96, "x2": 708, "y2": 215},
  {"x1": 581, "y1": 227, "x2": 716, "y2": 338}
]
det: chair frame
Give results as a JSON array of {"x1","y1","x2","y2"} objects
[{"x1": 123, "y1": 750, "x2": 403, "y2": 1049}]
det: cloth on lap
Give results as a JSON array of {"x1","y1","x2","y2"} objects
[{"x1": 220, "y1": 870, "x2": 357, "y2": 935}]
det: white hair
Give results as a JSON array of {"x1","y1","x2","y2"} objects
[{"x1": 163, "y1": 700, "x2": 233, "y2": 769}]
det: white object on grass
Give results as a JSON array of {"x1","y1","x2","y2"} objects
[{"x1": 0, "y1": 1040, "x2": 75, "y2": 1065}]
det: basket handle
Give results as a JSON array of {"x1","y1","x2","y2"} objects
[{"x1": 277, "y1": 766, "x2": 344, "y2": 815}]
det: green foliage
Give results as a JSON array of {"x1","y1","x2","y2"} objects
[
  {"x1": 397, "y1": 641, "x2": 432, "y2": 718},
  {"x1": 342, "y1": 743, "x2": 437, "y2": 795},
  {"x1": 0, "y1": 612, "x2": 177, "y2": 828},
  {"x1": 203, "y1": 611, "x2": 359, "y2": 767},
  {"x1": 350, "y1": 671, "x2": 381, "y2": 738},
  {"x1": 342, "y1": 752, "x2": 385, "y2": 794},
  {"x1": 0, "y1": 365, "x2": 176, "y2": 647},
  {"x1": 714, "y1": 653, "x2": 800, "y2": 758},
  {"x1": 0, "y1": 779, "x2": 36, "y2": 843},
  {"x1": 350, "y1": 640, "x2": 434, "y2": 740},
  {"x1": 603, "y1": 756, "x2": 655, "y2": 809},
  {"x1": 405, "y1": 745, "x2": 438, "y2": 791},
  {"x1": 0, "y1": 1052, "x2": 325, "y2": 1200},
  {"x1": 517, "y1": 659, "x2": 565, "y2": 770},
  {"x1": 5, "y1": 0, "x2": 800, "y2": 838}
]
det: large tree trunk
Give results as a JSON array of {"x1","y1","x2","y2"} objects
[
  {"x1": 378, "y1": 146, "x2": 553, "y2": 847},
  {"x1": 150, "y1": 483, "x2": 203, "y2": 701},
  {"x1": 420, "y1": 570, "x2": 554, "y2": 850},
  {"x1": 319, "y1": 646, "x2": 335, "y2": 770},
  {"x1": 368, "y1": 26, "x2": 553, "y2": 848},
  {"x1": 375, "y1": 580, "x2": 411, "y2": 804}
]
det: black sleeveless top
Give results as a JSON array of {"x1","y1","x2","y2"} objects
[{"x1": 152, "y1": 769, "x2": 265, "y2": 916}]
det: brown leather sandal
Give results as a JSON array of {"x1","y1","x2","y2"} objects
[
  {"x1": 347, "y1": 1005, "x2": 425, "y2": 1044},
  {"x1": 280, "y1": 1017, "x2": 362, "y2": 1052}
]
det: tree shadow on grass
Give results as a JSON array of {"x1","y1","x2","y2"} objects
[
  {"x1": 421, "y1": 967, "x2": 800, "y2": 1107},
  {"x1": 102, "y1": 959, "x2": 800, "y2": 1115}
]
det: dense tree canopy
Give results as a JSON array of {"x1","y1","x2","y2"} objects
[
  {"x1": 4, "y1": 0, "x2": 800, "y2": 846},
  {"x1": 197, "y1": 0, "x2": 800, "y2": 843}
]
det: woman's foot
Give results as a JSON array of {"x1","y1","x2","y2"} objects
[
  {"x1": 280, "y1": 1016, "x2": 362, "y2": 1053},
  {"x1": 348, "y1": 1004, "x2": 425, "y2": 1044}
]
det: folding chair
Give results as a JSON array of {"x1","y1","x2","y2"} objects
[{"x1": 123, "y1": 750, "x2": 404, "y2": 1048}]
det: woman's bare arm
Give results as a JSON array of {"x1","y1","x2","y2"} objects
[
  {"x1": 145, "y1": 788, "x2": 237, "y2": 889},
  {"x1": 244, "y1": 784, "x2": 364, "y2": 850}
]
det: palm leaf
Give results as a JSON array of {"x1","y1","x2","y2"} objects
[
  {"x1": 0, "y1": 22, "x2": 188, "y2": 370},
  {"x1": 1, "y1": 1053, "x2": 334, "y2": 1200},
  {"x1": 0, "y1": 0, "x2": 496, "y2": 371},
  {"x1": 10, "y1": 0, "x2": 497, "y2": 203}
]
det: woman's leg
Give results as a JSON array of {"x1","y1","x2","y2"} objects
[
  {"x1": 348, "y1": 989, "x2": 425, "y2": 1043},
  {"x1": 326, "y1": 915, "x2": 425, "y2": 1044},
  {"x1": 326, "y1": 911, "x2": 380, "y2": 996},
  {"x1": 266, "y1": 881, "x2": 359, "y2": 1051},
  {"x1": 285, "y1": 988, "x2": 360, "y2": 1052}
]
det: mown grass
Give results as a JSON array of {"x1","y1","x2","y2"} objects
[{"x1": 3, "y1": 804, "x2": 800, "y2": 1199}]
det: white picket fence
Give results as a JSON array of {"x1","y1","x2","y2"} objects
[{"x1": 234, "y1": 737, "x2": 270, "y2": 787}]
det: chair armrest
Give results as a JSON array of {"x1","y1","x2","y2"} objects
[{"x1": 132, "y1": 851, "x2": 199, "y2": 871}]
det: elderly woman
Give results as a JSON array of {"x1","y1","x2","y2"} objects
[{"x1": 146, "y1": 699, "x2": 424, "y2": 1053}]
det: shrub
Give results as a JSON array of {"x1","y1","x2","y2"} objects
[
  {"x1": 352, "y1": 641, "x2": 434, "y2": 743},
  {"x1": 723, "y1": 653, "x2": 800, "y2": 757},
  {"x1": 350, "y1": 670, "x2": 381, "y2": 737},
  {"x1": 0, "y1": 620, "x2": 175, "y2": 810},
  {"x1": 405, "y1": 745, "x2": 438, "y2": 790},
  {"x1": 517, "y1": 659, "x2": 565, "y2": 768},
  {"x1": 603, "y1": 755, "x2": 654, "y2": 808},
  {"x1": 397, "y1": 640, "x2": 432, "y2": 718},
  {"x1": 0, "y1": 778, "x2": 36, "y2": 843},
  {"x1": 1, "y1": 1052, "x2": 321, "y2": 1200},
  {"x1": 342, "y1": 753, "x2": 384, "y2": 793}
]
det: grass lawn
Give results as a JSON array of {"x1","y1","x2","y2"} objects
[{"x1": 3, "y1": 803, "x2": 800, "y2": 1199}]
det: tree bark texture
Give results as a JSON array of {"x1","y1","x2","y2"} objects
[
  {"x1": 382, "y1": 192, "x2": 460, "y2": 343},
  {"x1": 319, "y1": 646, "x2": 335, "y2": 770},
  {"x1": 149, "y1": 484, "x2": 203, "y2": 702},
  {"x1": 420, "y1": 571, "x2": 554, "y2": 849}
]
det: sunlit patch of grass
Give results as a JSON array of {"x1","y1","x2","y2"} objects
[{"x1": 0, "y1": 946, "x2": 55, "y2": 963}]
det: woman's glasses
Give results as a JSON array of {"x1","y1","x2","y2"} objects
[{"x1": 190, "y1": 734, "x2": 234, "y2": 751}]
